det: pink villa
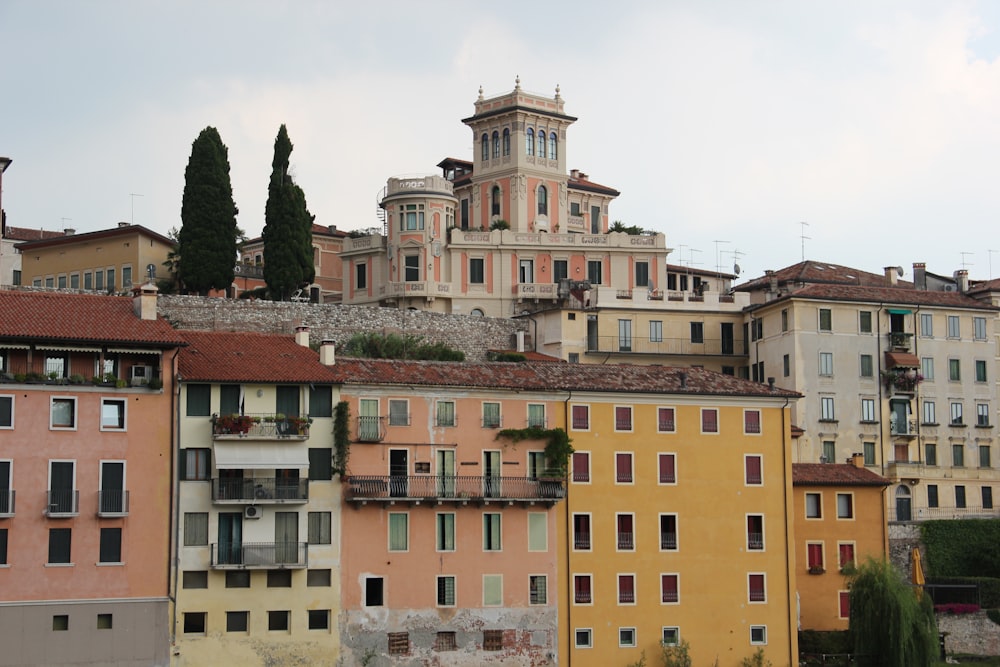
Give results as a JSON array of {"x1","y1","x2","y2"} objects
[{"x1": 0, "y1": 287, "x2": 183, "y2": 666}]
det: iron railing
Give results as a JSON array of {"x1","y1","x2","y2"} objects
[
  {"x1": 586, "y1": 336, "x2": 745, "y2": 356},
  {"x1": 212, "y1": 478, "x2": 309, "y2": 502},
  {"x1": 97, "y1": 489, "x2": 129, "y2": 516},
  {"x1": 45, "y1": 490, "x2": 79, "y2": 516},
  {"x1": 211, "y1": 541, "x2": 308, "y2": 569},
  {"x1": 211, "y1": 413, "x2": 311, "y2": 439},
  {"x1": 0, "y1": 489, "x2": 13, "y2": 516},
  {"x1": 356, "y1": 416, "x2": 386, "y2": 442},
  {"x1": 345, "y1": 475, "x2": 565, "y2": 502}
]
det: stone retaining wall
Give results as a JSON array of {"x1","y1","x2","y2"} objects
[{"x1": 937, "y1": 611, "x2": 1000, "y2": 656}]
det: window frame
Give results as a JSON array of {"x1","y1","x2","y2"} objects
[
  {"x1": 748, "y1": 573, "x2": 767, "y2": 603},
  {"x1": 615, "y1": 451, "x2": 634, "y2": 484},
  {"x1": 701, "y1": 408, "x2": 719, "y2": 434},
  {"x1": 573, "y1": 574, "x2": 593, "y2": 605},
  {"x1": 618, "y1": 573, "x2": 637, "y2": 606},
  {"x1": 819, "y1": 308, "x2": 832, "y2": 332},
  {"x1": 750, "y1": 625, "x2": 768, "y2": 645},
  {"x1": 571, "y1": 404, "x2": 590, "y2": 431},
  {"x1": 483, "y1": 512, "x2": 502, "y2": 552},
  {"x1": 805, "y1": 492, "x2": 822, "y2": 519},
  {"x1": 572, "y1": 451, "x2": 590, "y2": 484},
  {"x1": 435, "y1": 400, "x2": 456, "y2": 427},
  {"x1": 0, "y1": 394, "x2": 13, "y2": 429},
  {"x1": 744, "y1": 409, "x2": 761, "y2": 435},
  {"x1": 860, "y1": 354, "x2": 874, "y2": 378},
  {"x1": 819, "y1": 351, "x2": 833, "y2": 377},
  {"x1": 436, "y1": 575, "x2": 456, "y2": 607},
  {"x1": 821, "y1": 396, "x2": 836, "y2": 421},
  {"x1": 660, "y1": 573, "x2": 680, "y2": 605},
  {"x1": 658, "y1": 453, "x2": 677, "y2": 485},
  {"x1": 614, "y1": 405, "x2": 633, "y2": 432},
  {"x1": 745, "y1": 454, "x2": 763, "y2": 485},
  {"x1": 482, "y1": 401, "x2": 501, "y2": 429},
  {"x1": 861, "y1": 398, "x2": 876, "y2": 422},
  {"x1": 659, "y1": 513, "x2": 678, "y2": 551},
  {"x1": 388, "y1": 512, "x2": 409, "y2": 552},
  {"x1": 974, "y1": 316, "x2": 988, "y2": 341},
  {"x1": 658, "y1": 407, "x2": 676, "y2": 433},
  {"x1": 50, "y1": 396, "x2": 77, "y2": 430},
  {"x1": 836, "y1": 492, "x2": 854, "y2": 519},
  {"x1": 529, "y1": 574, "x2": 548, "y2": 605},
  {"x1": 948, "y1": 315, "x2": 961, "y2": 339},
  {"x1": 572, "y1": 513, "x2": 592, "y2": 551},
  {"x1": 100, "y1": 397, "x2": 127, "y2": 431},
  {"x1": 619, "y1": 627, "x2": 637, "y2": 648},
  {"x1": 388, "y1": 399, "x2": 409, "y2": 427},
  {"x1": 747, "y1": 514, "x2": 765, "y2": 551}
]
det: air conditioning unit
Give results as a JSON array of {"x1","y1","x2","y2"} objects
[{"x1": 244, "y1": 505, "x2": 261, "y2": 520}]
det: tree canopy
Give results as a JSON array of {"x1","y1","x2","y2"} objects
[
  {"x1": 340, "y1": 332, "x2": 465, "y2": 361},
  {"x1": 178, "y1": 127, "x2": 239, "y2": 295},
  {"x1": 262, "y1": 124, "x2": 314, "y2": 300}
]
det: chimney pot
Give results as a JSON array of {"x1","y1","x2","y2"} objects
[
  {"x1": 320, "y1": 340, "x2": 336, "y2": 365},
  {"x1": 294, "y1": 326, "x2": 310, "y2": 348}
]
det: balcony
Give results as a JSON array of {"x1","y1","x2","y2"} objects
[
  {"x1": 888, "y1": 331, "x2": 914, "y2": 350},
  {"x1": 212, "y1": 477, "x2": 309, "y2": 503},
  {"x1": 586, "y1": 336, "x2": 746, "y2": 357},
  {"x1": 356, "y1": 416, "x2": 387, "y2": 443},
  {"x1": 617, "y1": 532, "x2": 634, "y2": 550},
  {"x1": 890, "y1": 505, "x2": 1000, "y2": 522},
  {"x1": 516, "y1": 282, "x2": 560, "y2": 301},
  {"x1": 211, "y1": 413, "x2": 311, "y2": 440},
  {"x1": 210, "y1": 542, "x2": 308, "y2": 569},
  {"x1": 0, "y1": 490, "x2": 14, "y2": 517},
  {"x1": 890, "y1": 419, "x2": 919, "y2": 437},
  {"x1": 97, "y1": 490, "x2": 129, "y2": 517},
  {"x1": 345, "y1": 475, "x2": 566, "y2": 506},
  {"x1": 748, "y1": 533, "x2": 764, "y2": 550},
  {"x1": 45, "y1": 490, "x2": 79, "y2": 517}
]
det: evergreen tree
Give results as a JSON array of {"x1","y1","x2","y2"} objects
[
  {"x1": 178, "y1": 127, "x2": 239, "y2": 295},
  {"x1": 263, "y1": 125, "x2": 314, "y2": 300}
]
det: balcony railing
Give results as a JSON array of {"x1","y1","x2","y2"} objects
[
  {"x1": 661, "y1": 534, "x2": 678, "y2": 550},
  {"x1": 0, "y1": 490, "x2": 13, "y2": 516},
  {"x1": 45, "y1": 490, "x2": 79, "y2": 517},
  {"x1": 574, "y1": 533, "x2": 591, "y2": 550},
  {"x1": 357, "y1": 416, "x2": 386, "y2": 442},
  {"x1": 888, "y1": 331, "x2": 914, "y2": 350},
  {"x1": 212, "y1": 478, "x2": 309, "y2": 503},
  {"x1": 617, "y1": 532, "x2": 634, "y2": 550},
  {"x1": 97, "y1": 490, "x2": 129, "y2": 517},
  {"x1": 345, "y1": 475, "x2": 565, "y2": 504},
  {"x1": 211, "y1": 413, "x2": 311, "y2": 440},
  {"x1": 587, "y1": 336, "x2": 745, "y2": 357},
  {"x1": 210, "y1": 542, "x2": 308, "y2": 569},
  {"x1": 890, "y1": 419, "x2": 919, "y2": 436},
  {"x1": 890, "y1": 505, "x2": 1000, "y2": 521},
  {"x1": 748, "y1": 533, "x2": 764, "y2": 550}
]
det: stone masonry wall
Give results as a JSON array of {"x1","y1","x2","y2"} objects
[
  {"x1": 156, "y1": 295, "x2": 528, "y2": 362},
  {"x1": 937, "y1": 611, "x2": 1000, "y2": 656}
]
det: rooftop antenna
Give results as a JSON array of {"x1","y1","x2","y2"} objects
[
  {"x1": 989, "y1": 250, "x2": 998, "y2": 280},
  {"x1": 129, "y1": 193, "x2": 143, "y2": 225},
  {"x1": 714, "y1": 239, "x2": 730, "y2": 277},
  {"x1": 799, "y1": 221, "x2": 810, "y2": 262},
  {"x1": 60, "y1": 217, "x2": 72, "y2": 228},
  {"x1": 960, "y1": 251, "x2": 974, "y2": 272},
  {"x1": 726, "y1": 248, "x2": 744, "y2": 276}
]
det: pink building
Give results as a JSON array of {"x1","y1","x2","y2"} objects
[{"x1": 0, "y1": 286, "x2": 183, "y2": 666}]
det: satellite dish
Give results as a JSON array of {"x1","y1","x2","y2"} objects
[
  {"x1": 896, "y1": 266, "x2": 904, "y2": 277},
  {"x1": 733, "y1": 263, "x2": 741, "y2": 276}
]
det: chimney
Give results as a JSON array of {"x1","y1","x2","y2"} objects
[
  {"x1": 294, "y1": 326, "x2": 310, "y2": 348},
  {"x1": 570, "y1": 169, "x2": 580, "y2": 179},
  {"x1": 851, "y1": 452, "x2": 865, "y2": 468},
  {"x1": 678, "y1": 371, "x2": 687, "y2": 389},
  {"x1": 913, "y1": 262, "x2": 926, "y2": 291},
  {"x1": 883, "y1": 266, "x2": 899, "y2": 286},
  {"x1": 132, "y1": 283, "x2": 158, "y2": 320},
  {"x1": 767, "y1": 377, "x2": 775, "y2": 391},
  {"x1": 766, "y1": 269, "x2": 778, "y2": 294},
  {"x1": 327, "y1": 224, "x2": 337, "y2": 234},
  {"x1": 320, "y1": 340, "x2": 336, "y2": 365},
  {"x1": 118, "y1": 222, "x2": 129, "y2": 228},
  {"x1": 64, "y1": 228, "x2": 75, "y2": 236},
  {"x1": 955, "y1": 270, "x2": 969, "y2": 292}
]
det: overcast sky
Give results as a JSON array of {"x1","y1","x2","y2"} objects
[{"x1": 3, "y1": 1, "x2": 1000, "y2": 282}]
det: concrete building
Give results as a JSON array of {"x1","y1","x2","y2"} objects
[
  {"x1": 0, "y1": 287, "x2": 184, "y2": 667},
  {"x1": 0, "y1": 224, "x2": 66, "y2": 287},
  {"x1": 172, "y1": 328, "x2": 341, "y2": 665},
  {"x1": 238, "y1": 223, "x2": 348, "y2": 302}
]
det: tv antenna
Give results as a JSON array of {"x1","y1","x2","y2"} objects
[
  {"x1": 713, "y1": 240, "x2": 730, "y2": 277},
  {"x1": 130, "y1": 193, "x2": 143, "y2": 225},
  {"x1": 960, "y1": 251, "x2": 974, "y2": 271},
  {"x1": 989, "y1": 249, "x2": 998, "y2": 280},
  {"x1": 799, "y1": 222, "x2": 810, "y2": 262}
]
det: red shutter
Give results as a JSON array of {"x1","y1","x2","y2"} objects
[
  {"x1": 659, "y1": 454, "x2": 676, "y2": 483},
  {"x1": 745, "y1": 410, "x2": 761, "y2": 434},
  {"x1": 659, "y1": 408, "x2": 675, "y2": 432},
  {"x1": 616, "y1": 453, "x2": 632, "y2": 482},
  {"x1": 745, "y1": 456, "x2": 762, "y2": 484},
  {"x1": 572, "y1": 452, "x2": 590, "y2": 483},
  {"x1": 574, "y1": 575, "x2": 591, "y2": 603},
  {"x1": 615, "y1": 406, "x2": 632, "y2": 430},
  {"x1": 749, "y1": 574, "x2": 765, "y2": 601},
  {"x1": 839, "y1": 544, "x2": 855, "y2": 569},
  {"x1": 808, "y1": 543, "x2": 823, "y2": 569},
  {"x1": 572, "y1": 405, "x2": 589, "y2": 430},
  {"x1": 703, "y1": 409, "x2": 718, "y2": 433},
  {"x1": 839, "y1": 591, "x2": 851, "y2": 618},
  {"x1": 661, "y1": 574, "x2": 678, "y2": 603},
  {"x1": 619, "y1": 575, "x2": 635, "y2": 604}
]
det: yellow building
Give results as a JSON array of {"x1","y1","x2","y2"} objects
[
  {"x1": 792, "y1": 459, "x2": 889, "y2": 631},
  {"x1": 16, "y1": 223, "x2": 174, "y2": 292},
  {"x1": 558, "y1": 367, "x2": 800, "y2": 667}
]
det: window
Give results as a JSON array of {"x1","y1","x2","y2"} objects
[
  {"x1": 355, "y1": 262, "x2": 367, "y2": 290},
  {"x1": 50, "y1": 397, "x2": 76, "y2": 429},
  {"x1": 750, "y1": 626, "x2": 767, "y2": 645},
  {"x1": 658, "y1": 573, "x2": 680, "y2": 604},
  {"x1": 436, "y1": 513, "x2": 455, "y2": 551},
  {"x1": 483, "y1": 513, "x2": 501, "y2": 551},
  {"x1": 404, "y1": 255, "x2": 420, "y2": 282},
  {"x1": 436, "y1": 630, "x2": 458, "y2": 651},
  {"x1": 948, "y1": 315, "x2": 960, "y2": 338},
  {"x1": 981, "y1": 446, "x2": 992, "y2": 468},
  {"x1": 864, "y1": 442, "x2": 875, "y2": 465},
  {"x1": 976, "y1": 360, "x2": 988, "y2": 383},
  {"x1": 860, "y1": 354, "x2": 874, "y2": 378},
  {"x1": 268, "y1": 610, "x2": 289, "y2": 632},
  {"x1": 923, "y1": 401, "x2": 937, "y2": 425},
  {"x1": 553, "y1": 259, "x2": 568, "y2": 283},
  {"x1": 854, "y1": 397, "x2": 876, "y2": 423},
  {"x1": 922, "y1": 357, "x2": 935, "y2": 380},
  {"x1": 0, "y1": 528, "x2": 6, "y2": 565},
  {"x1": 744, "y1": 410, "x2": 761, "y2": 434},
  {"x1": 527, "y1": 451, "x2": 546, "y2": 480},
  {"x1": 100, "y1": 398, "x2": 126, "y2": 430},
  {"x1": 951, "y1": 402, "x2": 964, "y2": 425},
  {"x1": 307, "y1": 569, "x2": 331, "y2": 587},
  {"x1": 48, "y1": 528, "x2": 72, "y2": 564},
  {"x1": 549, "y1": 132, "x2": 557, "y2": 159},
  {"x1": 984, "y1": 487, "x2": 994, "y2": 509},
  {"x1": 96, "y1": 613, "x2": 113, "y2": 630},
  {"x1": 658, "y1": 407, "x2": 676, "y2": 432},
  {"x1": 182, "y1": 571, "x2": 208, "y2": 589},
  {"x1": 483, "y1": 574, "x2": 503, "y2": 606},
  {"x1": 977, "y1": 403, "x2": 991, "y2": 427},
  {"x1": 701, "y1": 408, "x2": 718, "y2": 433},
  {"x1": 388, "y1": 631, "x2": 409, "y2": 655},
  {"x1": 807, "y1": 542, "x2": 824, "y2": 570},
  {"x1": 819, "y1": 352, "x2": 833, "y2": 376},
  {"x1": 574, "y1": 575, "x2": 592, "y2": 604},
  {"x1": 308, "y1": 448, "x2": 332, "y2": 481},
  {"x1": 573, "y1": 514, "x2": 591, "y2": 550},
  {"x1": 612, "y1": 573, "x2": 635, "y2": 605},
  {"x1": 747, "y1": 515, "x2": 764, "y2": 550},
  {"x1": 575, "y1": 628, "x2": 592, "y2": 648},
  {"x1": 781, "y1": 309, "x2": 789, "y2": 332},
  {"x1": 571, "y1": 405, "x2": 589, "y2": 430},
  {"x1": 388, "y1": 513, "x2": 408, "y2": 551},
  {"x1": 649, "y1": 320, "x2": 663, "y2": 342},
  {"x1": 928, "y1": 484, "x2": 939, "y2": 507},
  {"x1": 525, "y1": 128, "x2": 535, "y2": 156},
  {"x1": 953, "y1": 444, "x2": 965, "y2": 467},
  {"x1": 635, "y1": 261, "x2": 649, "y2": 287},
  {"x1": 437, "y1": 576, "x2": 456, "y2": 606},
  {"x1": 184, "y1": 512, "x2": 208, "y2": 546},
  {"x1": 528, "y1": 512, "x2": 547, "y2": 551},
  {"x1": 690, "y1": 322, "x2": 704, "y2": 344},
  {"x1": 748, "y1": 573, "x2": 766, "y2": 602},
  {"x1": 587, "y1": 260, "x2": 602, "y2": 284},
  {"x1": 658, "y1": 453, "x2": 676, "y2": 484},
  {"x1": 399, "y1": 204, "x2": 425, "y2": 231},
  {"x1": 180, "y1": 449, "x2": 210, "y2": 481},
  {"x1": 837, "y1": 493, "x2": 854, "y2": 519},
  {"x1": 615, "y1": 406, "x2": 632, "y2": 431},
  {"x1": 821, "y1": 397, "x2": 836, "y2": 421},
  {"x1": 186, "y1": 384, "x2": 211, "y2": 416},
  {"x1": 308, "y1": 385, "x2": 332, "y2": 418},
  {"x1": 619, "y1": 627, "x2": 637, "y2": 648},
  {"x1": 975, "y1": 316, "x2": 988, "y2": 341},
  {"x1": 527, "y1": 404, "x2": 545, "y2": 428},
  {"x1": 920, "y1": 313, "x2": 933, "y2": 337},
  {"x1": 859, "y1": 310, "x2": 872, "y2": 333},
  {"x1": 227, "y1": 611, "x2": 249, "y2": 633},
  {"x1": 537, "y1": 185, "x2": 548, "y2": 215},
  {"x1": 819, "y1": 308, "x2": 832, "y2": 331},
  {"x1": 0, "y1": 395, "x2": 11, "y2": 430},
  {"x1": 660, "y1": 514, "x2": 678, "y2": 550},
  {"x1": 806, "y1": 493, "x2": 822, "y2": 518},
  {"x1": 267, "y1": 570, "x2": 292, "y2": 587},
  {"x1": 436, "y1": 401, "x2": 455, "y2": 427},
  {"x1": 225, "y1": 571, "x2": 250, "y2": 588},
  {"x1": 484, "y1": 628, "x2": 504, "y2": 651},
  {"x1": 783, "y1": 354, "x2": 790, "y2": 377},
  {"x1": 387, "y1": 400, "x2": 408, "y2": 427},
  {"x1": 615, "y1": 452, "x2": 633, "y2": 483},
  {"x1": 530, "y1": 575, "x2": 547, "y2": 605},
  {"x1": 823, "y1": 440, "x2": 836, "y2": 463},
  {"x1": 751, "y1": 318, "x2": 763, "y2": 341},
  {"x1": 491, "y1": 131, "x2": 500, "y2": 159},
  {"x1": 662, "y1": 627, "x2": 680, "y2": 646},
  {"x1": 745, "y1": 455, "x2": 762, "y2": 485},
  {"x1": 618, "y1": 318, "x2": 632, "y2": 351},
  {"x1": 308, "y1": 512, "x2": 331, "y2": 545},
  {"x1": 183, "y1": 612, "x2": 206, "y2": 634},
  {"x1": 572, "y1": 452, "x2": 590, "y2": 483},
  {"x1": 949, "y1": 359, "x2": 961, "y2": 381},
  {"x1": 482, "y1": 402, "x2": 500, "y2": 428},
  {"x1": 617, "y1": 514, "x2": 635, "y2": 550},
  {"x1": 926, "y1": 443, "x2": 938, "y2": 466},
  {"x1": 51, "y1": 614, "x2": 69, "y2": 631},
  {"x1": 365, "y1": 577, "x2": 384, "y2": 606},
  {"x1": 469, "y1": 258, "x2": 485, "y2": 284},
  {"x1": 956, "y1": 485, "x2": 967, "y2": 508},
  {"x1": 107, "y1": 268, "x2": 115, "y2": 291}
]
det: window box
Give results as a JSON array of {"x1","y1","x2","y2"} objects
[
  {"x1": 881, "y1": 369, "x2": 924, "y2": 393},
  {"x1": 808, "y1": 566, "x2": 825, "y2": 575}
]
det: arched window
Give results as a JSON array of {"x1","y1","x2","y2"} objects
[
  {"x1": 538, "y1": 130, "x2": 547, "y2": 159},
  {"x1": 491, "y1": 186, "x2": 501, "y2": 217},
  {"x1": 492, "y1": 131, "x2": 500, "y2": 159},
  {"x1": 537, "y1": 185, "x2": 548, "y2": 216},
  {"x1": 526, "y1": 128, "x2": 534, "y2": 156},
  {"x1": 502, "y1": 128, "x2": 510, "y2": 156},
  {"x1": 549, "y1": 132, "x2": 558, "y2": 159},
  {"x1": 481, "y1": 134, "x2": 489, "y2": 161}
]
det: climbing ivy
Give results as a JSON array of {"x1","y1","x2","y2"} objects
[
  {"x1": 495, "y1": 427, "x2": 573, "y2": 477},
  {"x1": 921, "y1": 519, "x2": 1000, "y2": 577},
  {"x1": 333, "y1": 401, "x2": 350, "y2": 476}
]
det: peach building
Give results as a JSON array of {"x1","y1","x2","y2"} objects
[
  {"x1": 0, "y1": 286, "x2": 184, "y2": 666},
  {"x1": 238, "y1": 223, "x2": 347, "y2": 302}
]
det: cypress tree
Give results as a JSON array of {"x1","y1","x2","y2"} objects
[
  {"x1": 263, "y1": 125, "x2": 314, "y2": 300},
  {"x1": 178, "y1": 127, "x2": 239, "y2": 295}
]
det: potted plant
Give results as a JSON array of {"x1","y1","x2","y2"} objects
[{"x1": 808, "y1": 566, "x2": 825, "y2": 575}]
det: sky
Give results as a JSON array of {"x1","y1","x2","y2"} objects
[{"x1": 3, "y1": 1, "x2": 1000, "y2": 283}]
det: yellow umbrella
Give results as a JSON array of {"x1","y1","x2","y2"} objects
[{"x1": 913, "y1": 547, "x2": 925, "y2": 599}]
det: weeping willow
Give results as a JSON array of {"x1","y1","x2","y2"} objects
[{"x1": 849, "y1": 558, "x2": 938, "y2": 667}]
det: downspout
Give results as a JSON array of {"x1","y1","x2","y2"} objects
[
  {"x1": 913, "y1": 306, "x2": 922, "y2": 464},
  {"x1": 876, "y1": 304, "x2": 886, "y2": 478},
  {"x1": 563, "y1": 389, "x2": 573, "y2": 667},
  {"x1": 780, "y1": 395, "x2": 795, "y2": 665},
  {"x1": 169, "y1": 354, "x2": 181, "y2": 654}
]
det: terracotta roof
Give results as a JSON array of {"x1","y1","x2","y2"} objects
[
  {"x1": 329, "y1": 358, "x2": 800, "y2": 398},
  {"x1": 793, "y1": 463, "x2": 889, "y2": 487},
  {"x1": 2, "y1": 226, "x2": 66, "y2": 242},
  {"x1": 766, "y1": 282, "x2": 997, "y2": 311},
  {"x1": 666, "y1": 263, "x2": 736, "y2": 280},
  {"x1": 309, "y1": 224, "x2": 347, "y2": 238},
  {"x1": 0, "y1": 290, "x2": 184, "y2": 347},
  {"x1": 568, "y1": 173, "x2": 620, "y2": 197},
  {"x1": 178, "y1": 331, "x2": 337, "y2": 383},
  {"x1": 735, "y1": 260, "x2": 910, "y2": 292},
  {"x1": 967, "y1": 278, "x2": 1000, "y2": 295},
  {"x1": 14, "y1": 224, "x2": 173, "y2": 250},
  {"x1": 487, "y1": 350, "x2": 565, "y2": 363}
]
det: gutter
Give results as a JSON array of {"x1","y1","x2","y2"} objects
[
  {"x1": 563, "y1": 389, "x2": 573, "y2": 667},
  {"x1": 168, "y1": 357, "x2": 181, "y2": 657},
  {"x1": 781, "y1": 395, "x2": 796, "y2": 664}
]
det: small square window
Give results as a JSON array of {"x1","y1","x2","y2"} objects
[
  {"x1": 227, "y1": 611, "x2": 248, "y2": 632},
  {"x1": 308, "y1": 609, "x2": 330, "y2": 630},
  {"x1": 574, "y1": 628, "x2": 593, "y2": 648},
  {"x1": 307, "y1": 569, "x2": 332, "y2": 587},
  {"x1": 388, "y1": 631, "x2": 409, "y2": 655},
  {"x1": 662, "y1": 627, "x2": 680, "y2": 646},
  {"x1": 434, "y1": 631, "x2": 457, "y2": 652},
  {"x1": 184, "y1": 612, "x2": 206, "y2": 634},
  {"x1": 225, "y1": 570, "x2": 251, "y2": 588},
  {"x1": 182, "y1": 571, "x2": 208, "y2": 589},
  {"x1": 268, "y1": 610, "x2": 290, "y2": 632},
  {"x1": 484, "y1": 629, "x2": 504, "y2": 651},
  {"x1": 50, "y1": 397, "x2": 76, "y2": 429},
  {"x1": 97, "y1": 613, "x2": 113, "y2": 630},
  {"x1": 388, "y1": 400, "x2": 409, "y2": 426},
  {"x1": 100, "y1": 399, "x2": 126, "y2": 430},
  {"x1": 750, "y1": 625, "x2": 767, "y2": 645},
  {"x1": 53, "y1": 615, "x2": 69, "y2": 631},
  {"x1": 619, "y1": 627, "x2": 637, "y2": 648},
  {"x1": 267, "y1": 570, "x2": 292, "y2": 588}
]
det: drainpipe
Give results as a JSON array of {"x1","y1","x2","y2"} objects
[
  {"x1": 780, "y1": 395, "x2": 796, "y2": 665},
  {"x1": 563, "y1": 390, "x2": 573, "y2": 667},
  {"x1": 169, "y1": 358, "x2": 182, "y2": 656},
  {"x1": 876, "y1": 304, "x2": 886, "y2": 478},
  {"x1": 913, "y1": 306, "x2": 922, "y2": 465}
]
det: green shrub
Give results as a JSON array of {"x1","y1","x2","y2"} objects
[{"x1": 922, "y1": 520, "x2": 1000, "y2": 578}]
